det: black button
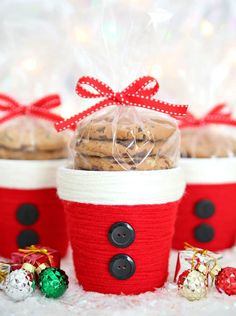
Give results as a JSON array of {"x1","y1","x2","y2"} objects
[
  {"x1": 17, "y1": 230, "x2": 40, "y2": 248},
  {"x1": 109, "y1": 254, "x2": 135, "y2": 280},
  {"x1": 108, "y1": 222, "x2": 135, "y2": 248},
  {"x1": 194, "y1": 224, "x2": 214, "y2": 242},
  {"x1": 195, "y1": 200, "x2": 215, "y2": 219},
  {"x1": 16, "y1": 204, "x2": 39, "y2": 225}
]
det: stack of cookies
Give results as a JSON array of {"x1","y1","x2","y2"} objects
[
  {"x1": 0, "y1": 120, "x2": 68, "y2": 160},
  {"x1": 181, "y1": 128, "x2": 235, "y2": 158},
  {"x1": 73, "y1": 115, "x2": 178, "y2": 171}
]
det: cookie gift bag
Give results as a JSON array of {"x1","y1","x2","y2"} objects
[
  {"x1": 173, "y1": 105, "x2": 236, "y2": 251},
  {"x1": 56, "y1": 1, "x2": 187, "y2": 295},
  {"x1": 0, "y1": 94, "x2": 68, "y2": 258}
]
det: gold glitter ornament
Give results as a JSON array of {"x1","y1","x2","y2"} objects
[
  {"x1": 177, "y1": 269, "x2": 208, "y2": 301},
  {"x1": 0, "y1": 263, "x2": 11, "y2": 290}
]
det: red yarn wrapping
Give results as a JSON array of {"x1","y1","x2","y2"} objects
[
  {"x1": 0, "y1": 188, "x2": 68, "y2": 259},
  {"x1": 63, "y1": 200, "x2": 179, "y2": 295},
  {"x1": 173, "y1": 183, "x2": 236, "y2": 251}
]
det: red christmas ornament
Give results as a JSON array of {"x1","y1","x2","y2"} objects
[
  {"x1": 215, "y1": 267, "x2": 236, "y2": 296},
  {"x1": 177, "y1": 269, "x2": 191, "y2": 287}
]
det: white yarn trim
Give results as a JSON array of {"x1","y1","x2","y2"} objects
[
  {"x1": 180, "y1": 158, "x2": 236, "y2": 184},
  {"x1": 0, "y1": 159, "x2": 67, "y2": 189},
  {"x1": 57, "y1": 167, "x2": 185, "y2": 205}
]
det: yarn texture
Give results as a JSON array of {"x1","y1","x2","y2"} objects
[
  {"x1": 0, "y1": 188, "x2": 68, "y2": 258},
  {"x1": 173, "y1": 183, "x2": 236, "y2": 251},
  {"x1": 64, "y1": 200, "x2": 179, "y2": 295}
]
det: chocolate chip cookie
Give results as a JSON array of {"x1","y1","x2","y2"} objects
[
  {"x1": 74, "y1": 138, "x2": 175, "y2": 158},
  {"x1": 76, "y1": 116, "x2": 176, "y2": 141},
  {"x1": 181, "y1": 128, "x2": 235, "y2": 158},
  {"x1": 0, "y1": 147, "x2": 68, "y2": 160},
  {"x1": 72, "y1": 107, "x2": 179, "y2": 171},
  {"x1": 74, "y1": 154, "x2": 173, "y2": 171},
  {"x1": 0, "y1": 119, "x2": 68, "y2": 160}
]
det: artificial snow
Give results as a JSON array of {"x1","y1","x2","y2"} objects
[{"x1": 1, "y1": 248, "x2": 236, "y2": 316}]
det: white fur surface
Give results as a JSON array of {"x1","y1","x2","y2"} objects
[
  {"x1": 1, "y1": 247, "x2": 236, "y2": 316},
  {"x1": 57, "y1": 167, "x2": 186, "y2": 205}
]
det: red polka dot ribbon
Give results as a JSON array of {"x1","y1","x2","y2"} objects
[
  {"x1": 0, "y1": 94, "x2": 63, "y2": 124},
  {"x1": 180, "y1": 103, "x2": 236, "y2": 128},
  {"x1": 55, "y1": 76, "x2": 188, "y2": 131}
]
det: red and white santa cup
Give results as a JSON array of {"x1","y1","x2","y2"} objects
[
  {"x1": 58, "y1": 166, "x2": 185, "y2": 295},
  {"x1": 0, "y1": 159, "x2": 68, "y2": 258},
  {"x1": 173, "y1": 158, "x2": 236, "y2": 251}
]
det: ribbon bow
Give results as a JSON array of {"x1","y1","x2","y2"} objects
[
  {"x1": 55, "y1": 76, "x2": 188, "y2": 131},
  {"x1": 18, "y1": 245, "x2": 52, "y2": 265},
  {"x1": 184, "y1": 243, "x2": 221, "y2": 279},
  {"x1": 184, "y1": 243, "x2": 209, "y2": 262},
  {"x1": 180, "y1": 103, "x2": 236, "y2": 128},
  {"x1": 0, "y1": 94, "x2": 63, "y2": 125}
]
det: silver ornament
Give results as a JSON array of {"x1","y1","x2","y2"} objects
[
  {"x1": 4, "y1": 269, "x2": 35, "y2": 301},
  {"x1": 178, "y1": 270, "x2": 207, "y2": 301},
  {"x1": 0, "y1": 281, "x2": 5, "y2": 290}
]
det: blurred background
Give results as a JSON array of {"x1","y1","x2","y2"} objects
[{"x1": 0, "y1": 0, "x2": 235, "y2": 117}]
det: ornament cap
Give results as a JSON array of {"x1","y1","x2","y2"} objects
[
  {"x1": 22, "y1": 262, "x2": 35, "y2": 274},
  {"x1": 210, "y1": 264, "x2": 222, "y2": 278},
  {"x1": 36, "y1": 263, "x2": 49, "y2": 274}
]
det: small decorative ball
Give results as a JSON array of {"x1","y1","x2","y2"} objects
[
  {"x1": 4, "y1": 269, "x2": 35, "y2": 301},
  {"x1": 215, "y1": 267, "x2": 236, "y2": 296},
  {"x1": 38, "y1": 268, "x2": 69, "y2": 299},
  {"x1": 177, "y1": 269, "x2": 207, "y2": 301}
]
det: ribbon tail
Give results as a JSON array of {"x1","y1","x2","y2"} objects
[
  {"x1": 0, "y1": 111, "x2": 23, "y2": 124},
  {"x1": 128, "y1": 96, "x2": 188, "y2": 117},
  {"x1": 55, "y1": 114, "x2": 83, "y2": 132},
  {"x1": 55, "y1": 99, "x2": 116, "y2": 132},
  {"x1": 204, "y1": 117, "x2": 236, "y2": 126}
]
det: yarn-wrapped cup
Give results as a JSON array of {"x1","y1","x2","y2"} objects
[
  {"x1": 55, "y1": 71, "x2": 188, "y2": 295},
  {"x1": 0, "y1": 94, "x2": 69, "y2": 258},
  {"x1": 58, "y1": 167, "x2": 185, "y2": 294},
  {"x1": 173, "y1": 158, "x2": 236, "y2": 251},
  {"x1": 174, "y1": 108, "x2": 236, "y2": 251},
  {"x1": 0, "y1": 159, "x2": 68, "y2": 258}
]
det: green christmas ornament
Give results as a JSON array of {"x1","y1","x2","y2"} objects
[{"x1": 38, "y1": 267, "x2": 69, "y2": 299}]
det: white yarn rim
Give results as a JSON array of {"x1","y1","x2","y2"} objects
[
  {"x1": 0, "y1": 159, "x2": 67, "y2": 189},
  {"x1": 57, "y1": 167, "x2": 186, "y2": 205},
  {"x1": 180, "y1": 158, "x2": 236, "y2": 184}
]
